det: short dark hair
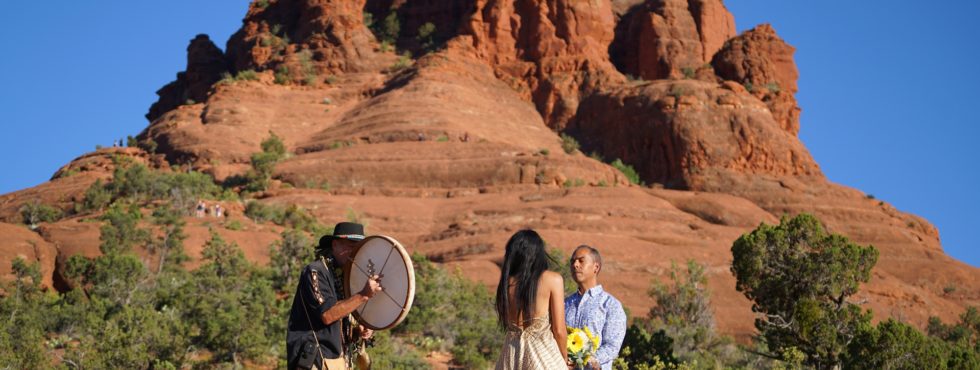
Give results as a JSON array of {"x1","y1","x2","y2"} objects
[{"x1": 570, "y1": 245, "x2": 602, "y2": 274}]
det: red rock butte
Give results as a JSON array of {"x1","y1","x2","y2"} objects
[{"x1": 1, "y1": 0, "x2": 977, "y2": 340}]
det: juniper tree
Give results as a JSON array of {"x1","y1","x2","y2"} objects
[{"x1": 731, "y1": 213, "x2": 879, "y2": 369}]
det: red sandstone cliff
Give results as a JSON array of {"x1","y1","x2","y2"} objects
[{"x1": 1, "y1": 0, "x2": 977, "y2": 342}]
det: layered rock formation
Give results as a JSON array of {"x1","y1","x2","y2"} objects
[{"x1": 2, "y1": 0, "x2": 977, "y2": 342}]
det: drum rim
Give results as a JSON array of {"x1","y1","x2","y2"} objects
[{"x1": 344, "y1": 235, "x2": 415, "y2": 330}]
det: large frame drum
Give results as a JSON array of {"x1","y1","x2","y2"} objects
[{"x1": 344, "y1": 235, "x2": 416, "y2": 330}]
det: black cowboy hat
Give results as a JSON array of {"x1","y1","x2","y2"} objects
[{"x1": 318, "y1": 222, "x2": 366, "y2": 249}]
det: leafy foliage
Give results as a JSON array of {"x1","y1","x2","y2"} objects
[
  {"x1": 244, "y1": 201, "x2": 329, "y2": 235},
  {"x1": 244, "y1": 131, "x2": 287, "y2": 192},
  {"x1": 19, "y1": 199, "x2": 62, "y2": 229},
  {"x1": 620, "y1": 260, "x2": 747, "y2": 369},
  {"x1": 611, "y1": 158, "x2": 643, "y2": 185},
  {"x1": 77, "y1": 161, "x2": 223, "y2": 213},
  {"x1": 395, "y1": 254, "x2": 501, "y2": 369},
  {"x1": 844, "y1": 319, "x2": 950, "y2": 370},
  {"x1": 417, "y1": 22, "x2": 437, "y2": 51},
  {"x1": 731, "y1": 213, "x2": 879, "y2": 369},
  {"x1": 560, "y1": 133, "x2": 580, "y2": 154}
]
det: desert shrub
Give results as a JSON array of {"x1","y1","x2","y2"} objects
[
  {"x1": 218, "y1": 69, "x2": 260, "y2": 85},
  {"x1": 19, "y1": 199, "x2": 62, "y2": 229},
  {"x1": 681, "y1": 67, "x2": 696, "y2": 79},
  {"x1": 766, "y1": 82, "x2": 781, "y2": 93},
  {"x1": 389, "y1": 52, "x2": 412, "y2": 72},
  {"x1": 563, "y1": 178, "x2": 585, "y2": 188},
  {"x1": 267, "y1": 229, "x2": 314, "y2": 292},
  {"x1": 844, "y1": 319, "x2": 950, "y2": 370},
  {"x1": 244, "y1": 201, "x2": 284, "y2": 224},
  {"x1": 224, "y1": 219, "x2": 243, "y2": 231},
  {"x1": 274, "y1": 65, "x2": 291, "y2": 85},
  {"x1": 417, "y1": 22, "x2": 437, "y2": 51},
  {"x1": 139, "y1": 138, "x2": 158, "y2": 153},
  {"x1": 149, "y1": 202, "x2": 189, "y2": 274},
  {"x1": 611, "y1": 158, "x2": 643, "y2": 185},
  {"x1": 731, "y1": 213, "x2": 879, "y2": 369},
  {"x1": 368, "y1": 330, "x2": 430, "y2": 369},
  {"x1": 244, "y1": 132, "x2": 287, "y2": 192},
  {"x1": 617, "y1": 324, "x2": 678, "y2": 369},
  {"x1": 298, "y1": 50, "x2": 317, "y2": 85},
  {"x1": 77, "y1": 162, "x2": 222, "y2": 213},
  {"x1": 0, "y1": 258, "x2": 47, "y2": 369},
  {"x1": 244, "y1": 201, "x2": 327, "y2": 235},
  {"x1": 381, "y1": 11, "x2": 400, "y2": 43},
  {"x1": 395, "y1": 254, "x2": 501, "y2": 369},
  {"x1": 560, "y1": 133, "x2": 580, "y2": 154}
]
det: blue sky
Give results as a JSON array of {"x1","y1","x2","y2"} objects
[{"x1": 1, "y1": 1, "x2": 977, "y2": 266}]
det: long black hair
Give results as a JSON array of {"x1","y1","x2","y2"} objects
[{"x1": 495, "y1": 229, "x2": 550, "y2": 328}]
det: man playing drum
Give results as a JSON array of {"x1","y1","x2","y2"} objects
[{"x1": 286, "y1": 222, "x2": 382, "y2": 370}]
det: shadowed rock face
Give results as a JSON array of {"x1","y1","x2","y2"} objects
[
  {"x1": 712, "y1": 24, "x2": 801, "y2": 135},
  {"x1": 2, "y1": 0, "x2": 977, "y2": 341},
  {"x1": 610, "y1": 0, "x2": 735, "y2": 81},
  {"x1": 146, "y1": 35, "x2": 228, "y2": 122}
]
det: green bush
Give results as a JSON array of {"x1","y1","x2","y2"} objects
[
  {"x1": 390, "y1": 52, "x2": 412, "y2": 72},
  {"x1": 560, "y1": 133, "x2": 580, "y2": 154},
  {"x1": 274, "y1": 65, "x2": 291, "y2": 85},
  {"x1": 562, "y1": 178, "x2": 585, "y2": 188},
  {"x1": 845, "y1": 319, "x2": 950, "y2": 370},
  {"x1": 139, "y1": 138, "x2": 158, "y2": 153},
  {"x1": 731, "y1": 213, "x2": 879, "y2": 369},
  {"x1": 395, "y1": 254, "x2": 501, "y2": 369},
  {"x1": 611, "y1": 158, "x2": 643, "y2": 185},
  {"x1": 766, "y1": 82, "x2": 781, "y2": 93},
  {"x1": 417, "y1": 22, "x2": 437, "y2": 51},
  {"x1": 224, "y1": 219, "x2": 243, "y2": 231},
  {"x1": 382, "y1": 11, "x2": 400, "y2": 44},
  {"x1": 618, "y1": 324, "x2": 678, "y2": 369},
  {"x1": 367, "y1": 330, "x2": 430, "y2": 369},
  {"x1": 19, "y1": 199, "x2": 62, "y2": 229},
  {"x1": 245, "y1": 201, "x2": 328, "y2": 236},
  {"x1": 76, "y1": 161, "x2": 223, "y2": 213},
  {"x1": 244, "y1": 132, "x2": 287, "y2": 192},
  {"x1": 681, "y1": 67, "x2": 696, "y2": 79}
]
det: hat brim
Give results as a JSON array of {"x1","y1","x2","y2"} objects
[{"x1": 330, "y1": 234, "x2": 365, "y2": 241}]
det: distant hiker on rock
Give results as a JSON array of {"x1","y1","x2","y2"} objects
[
  {"x1": 195, "y1": 201, "x2": 206, "y2": 218},
  {"x1": 213, "y1": 204, "x2": 223, "y2": 218},
  {"x1": 287, "y1": 222, "x2": 381, "y2": 370},
  {"x1": 564, "y1": 245, "x2": 626, "y2": 370}
]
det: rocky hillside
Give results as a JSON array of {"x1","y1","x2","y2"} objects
[{"x1": 2, "y1": 0, "x2": 978, "y2": 340}]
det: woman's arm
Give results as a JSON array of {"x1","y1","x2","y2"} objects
[{"x1": 547, "y1": 272, "x2": 568, "y2": 362}]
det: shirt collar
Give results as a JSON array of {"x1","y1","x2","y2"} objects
[{"x1": 577, "y1": 284, "x2": 604, "y2": 298}]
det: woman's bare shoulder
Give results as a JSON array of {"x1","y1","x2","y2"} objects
[{"x1": 540, "y1": 270, "x2": 564, "y2": 286}]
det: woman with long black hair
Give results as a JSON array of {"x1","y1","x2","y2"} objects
[{"x1": 495, "y1": 230, "x2": 570, "y2": 369}]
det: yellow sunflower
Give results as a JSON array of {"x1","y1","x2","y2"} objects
[
  {"x1": 567, "y1": 329, "x2": 586, "y2": 353},
  {"x1": 583, "y1": 326, "x2": 599, "y2": 351}
]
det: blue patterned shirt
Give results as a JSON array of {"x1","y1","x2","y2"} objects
[{"x1": 565, "y1": 285, "x2": 627, "y2": 370}]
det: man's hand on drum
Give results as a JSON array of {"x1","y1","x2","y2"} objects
[
  {"x1": 360, "y1": 327, "x2": 374, "y2": 340},
  {"x1": 360, "y1": 274, "x2": 383, "y2": 298}
]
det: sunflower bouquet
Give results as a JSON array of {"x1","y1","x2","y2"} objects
[{"x1": 567, "y1": 326, "x2": 599, "y2": 369}]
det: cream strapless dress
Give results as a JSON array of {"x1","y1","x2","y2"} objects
[{"x1": 495, "y1": 316, "x2": 567, "y2": 370}]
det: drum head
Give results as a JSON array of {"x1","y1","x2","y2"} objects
[{"x1": 345, "y1": 235, "x2": 415, "y2": 330}]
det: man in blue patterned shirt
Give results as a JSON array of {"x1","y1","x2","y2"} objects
[{"x1": 565, "y1": 245, "x2": 627, "y2": 370}]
